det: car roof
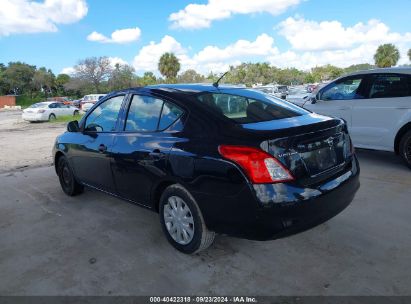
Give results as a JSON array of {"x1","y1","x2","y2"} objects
[
  {"x1": 344, "y1": 67, "x2": 411, "y2": 77},
  {"x1": 36, "y1": 101, "x2": 55, "y2": 104},
  {"x1": 145, "y1": 83, "x2": 247, "y2": 95}
]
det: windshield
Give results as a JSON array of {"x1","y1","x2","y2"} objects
[{"x1": 196, "y1": 91, "x2": 307, "y2": 124}]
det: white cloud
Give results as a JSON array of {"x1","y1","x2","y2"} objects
[
  {"x1": 169, "y1": 0, "x2": 301, "y2": 29},
  {"x1": 108, "y1": 57, "x2": 128, "y2": 67},
  {"x1": 60, "y1": 67, "x2": 76, "y2": 75},
  {"x1": 133, "y1": 35, "x2": 188, "y2": 72},
  {"x1": 87, "y1": 27, "x2": 141, "y2": 44},
  {"x1": 273, "y1": 17, "x2": 411, "y2": 69},
  {"x1": 0, "y1": 0, "x2": 88, "y2": 37},
  {"x1": 133, "y1": 34, "x2": 279, "y2": 74},
  {"x1": 278, "y1": 17, "x2": 411, "y2": 52}
]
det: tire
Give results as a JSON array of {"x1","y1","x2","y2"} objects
[
  {"x1": 73, "y1": 110, "x2": 79, "y2": 116},
  {"x1": 48, "y1": 113, "x2": 56, "y2": 121},
  {"x1": 159, "y1": 184, "x2": 215, "y2": 254},
  {"x1": 399, "y1": 130, "x2": 411, "y2": 169},
  {"x1": 57, "y1": 155, "x2": 84, "y2": 196}
]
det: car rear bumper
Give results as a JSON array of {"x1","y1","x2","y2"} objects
[{"x1": 193, "y1": 156, "x2": 360, "y2": 240}]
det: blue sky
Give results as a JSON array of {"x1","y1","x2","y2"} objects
[{"x1": 1, "y1": 0, "x2": 411, "y2": 75}]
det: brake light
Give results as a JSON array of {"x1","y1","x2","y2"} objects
[
  {"x1": 38, "y1": 109, "x2": 46, "y2": 113},
  {"x1": 218, "y1": 145, "x2": 294, "y2": 184}
]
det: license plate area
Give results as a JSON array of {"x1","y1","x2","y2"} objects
[{"x1": 297, "y1": 133, "x2": 345, "y2": 176}]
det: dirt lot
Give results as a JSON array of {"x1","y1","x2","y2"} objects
[
  {"x1": 0, "y1": 110, "x2": 66, "y2": 173},
  {"x1": 0, "y1": 110, "x2": 410, "y2": 295}
]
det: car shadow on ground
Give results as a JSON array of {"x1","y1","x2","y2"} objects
[{"x1": 355, "y1": 148, "x2": 409, "y2": 172}]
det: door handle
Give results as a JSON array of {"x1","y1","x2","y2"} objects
[
  {"x1": 98, "y1": 144, "x2": 107, "y2": 153},
  {"x1": 149, "y1": 149, "x2": 164, "y2": 157}
]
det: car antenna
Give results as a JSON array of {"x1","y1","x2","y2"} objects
[{"x1": 213, "y1": 71, "x2": 228, "y2": 88}]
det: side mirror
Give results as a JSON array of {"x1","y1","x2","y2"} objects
[
  {"x1": 309, "y1": 96, "x2": 317, "y2": 104},
  {"x1": 67, "y1": 120, "x2": 80, "y2": 132}
]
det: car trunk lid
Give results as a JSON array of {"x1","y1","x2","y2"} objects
[{"x1": 241, "y1": 113, "x2": 353, "y2": 186}]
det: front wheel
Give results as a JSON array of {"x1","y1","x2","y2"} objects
[
  {"x1": 399, "y1": 130, "x2": 411, "y2": 169},
  {"x1": 159, "y1": 184, "x2": 215, "y2": 254},
  {"x1": 73, "y1": 110, "x2": 79, "y2": 116},
  {"x1": 48, "y1": 113, "x2": 56, "y2": 121},
  {"x1": 57, "y1": 156, "x2": 84, "y2": 196}
]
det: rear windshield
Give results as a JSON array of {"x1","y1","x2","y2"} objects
[
  {"x1": 29, "y1": 103, "x2": 48, "y2": 108},
  {"x1": 196, "y1": 91, "x2": 306, "y2": 123}
]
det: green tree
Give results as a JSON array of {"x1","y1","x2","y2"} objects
[
  {"x1": 108, "y1": 63, "x2": 136, "y2": 90},
  {"x1": 32, "y1": 67, "x2": 55, "y2": 98},
  {"x1": 74, "y1": 56, "x2": 113, "y2": 92},
  {"x1": 0, "y1": 63, "x2": 7, "y2": 95},
  {"x1": 55, "y1": 74, "x2": 70, "y2": 95},
  {"x1": 137, "y1": 72, "x2": 157, "y2": 86},
  {"x1": 311, "y1": 65, "x2": 344, "y2": 82},
  {"x1": 177, "y1": 69, "x2": 205, "y2": 83},
  {"x1": 374, "y1": 44, "x2": 400, "y2": 68},
  {"x1": 3, "y1": 62, "x2": 36, "y2": 95},
  {"x1": 158, "y1": 53, "x2": 180, "y2": 82},
  {"x1": 344, "y1": 63, "x2": 375, "y2": 74}
]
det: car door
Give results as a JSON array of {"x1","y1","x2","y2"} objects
[
  {"x1": 111, "y1": 94, "x2": 185, "y2": 206},
  {"x1": 351, "y1": 73, "x2": 411, "y2": 150},
  {"x1": 62, "y1": 104, "x2": 73, "y2": 115},
  {"x1": 304, "y1": 75, "x2": 367, "y2": 133},
  {"x1": 69, "y1": 95, "x2": 126, "y2": 193},
  {"x1": 54, "y1": 103, "x2": 66, "y2": 117},
  {"x1": 48, "y1": 103, "x2": 58, "y2": 116}
]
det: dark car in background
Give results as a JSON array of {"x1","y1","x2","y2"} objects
[{"x1": 53, "y1": 84, "x2": 360, "y2": 254}]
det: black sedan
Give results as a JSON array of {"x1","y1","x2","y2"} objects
[{"x1": 53, "y1": 84, "x2": 360, "y2": 254}]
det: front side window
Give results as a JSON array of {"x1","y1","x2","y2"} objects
[
  {"x1": 197, "y1": 92, "x2": 304, "y2": 124},
  {"x1": 369, "y1": 74, "x2": 411, "y2": 98},
  {"x1": 85, "y1": 95, "x2": 124, "y2": 132},
  {"x1": 321, "y1": 77, "x2": 365, "y2": 101}
]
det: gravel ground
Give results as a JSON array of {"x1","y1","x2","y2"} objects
[{"x1": 0, "y1": 110, "x2": 66, "y2": 173}]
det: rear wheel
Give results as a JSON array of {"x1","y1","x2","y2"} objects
[
  {"x1": 48, "y1": 113, "x2": 56, "y2": 121},
  {"x1": 57, "y1": 156, "x2": 84, "y2": 196},
  {"x1": 159, "y1": 184, "x2": 215, "y2": 254},
  {"x1": 73, "y1": 110, "x2": 79, "y2": 116},
  {"x1": 399, "y1": 130, "x2": 411, "y2": 169}
]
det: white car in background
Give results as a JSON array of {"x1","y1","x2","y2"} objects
[
  {"x1": 22, "y1": 102, "x2": 79, "y2": 122},
  {"x1": 286, "y1": 86, "x2": 310, "y2": 106},
  {"x1": 80, "y1": 94, "x2": 106, "y2": 112},
  {"x1": 302, "y1": 68, "x2": 411, "y2": 168}
]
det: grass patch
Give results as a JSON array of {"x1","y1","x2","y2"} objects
[
  {"x1": 50, "y1": 114, "x2": 84, "y2": 123},
  {"x1": 16, "y1": 95, "x2": 44, "y2": 108}
]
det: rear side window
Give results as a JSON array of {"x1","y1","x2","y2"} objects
[
  {"x1": 85, "y1": 95, "x2": 124, "y2": 132},
  {"x1": 197, "y1": 92, "x2": 303, "y2": 124},
  {"x1": 125, "y1": 95, "x2": 163, "y2": 132},
  {"x1": 159, "y1": 102, "x2": 183, "y2": 130},
  {"x1": 125, "y1": 96, "x2": 183, "y2": 132},
  {"x1": 368, "y1": 74, "x2": 411, "y2": 98}
]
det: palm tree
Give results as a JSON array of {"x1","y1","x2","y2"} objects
[
  {"x1": 158, "y1": 53, "x2": 180, "y2": 82},
  {"x1": 374, "y1": 44, "x2": 400, "y2": 68},
  {"x1": 408, "y1": 49, "x2": 411, "y2": 62}
]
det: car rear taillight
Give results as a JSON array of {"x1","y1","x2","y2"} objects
[
  {"x1": 38, "y1": 109, "x2": 46, "y2": 113},
  {"x1": 218, "y1": 145, "x2": 294, "y2": 184}
]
